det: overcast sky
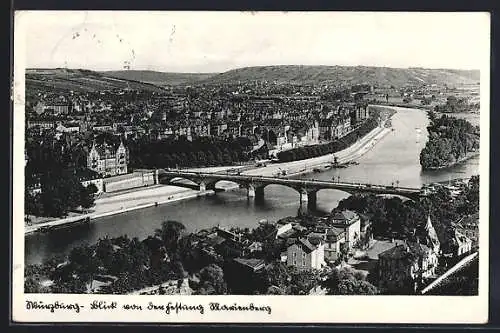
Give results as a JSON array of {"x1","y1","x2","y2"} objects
[{"x1": 16, "y1": 11, "x2": 489, "y2": 73}]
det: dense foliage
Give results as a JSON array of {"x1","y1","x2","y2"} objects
[
  {"x1": 420, "y1": 112, "x2": 479, "y2": 170},
  {"x1": 25, "y1": 130, "x2": 99, "y2": 217},
  {"x1": 434, "y1": 96, "x2": 480, "y2": 113},
  {"x1": 25, "y1": 169, "x2": 98, "y2": 217},
  {"x1": 322, "y1": 267, "x2": 378, "y2": 295},
  {"x1": 277, "y1": 117, "x2": 378, "y2": 162},
  {"x1": 337, "y1": 175, "x2": 479, "y2": 253},
  {"x1": 127, "y1": 136, "x2": 257, "y2": 169}
]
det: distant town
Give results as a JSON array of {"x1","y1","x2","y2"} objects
[{"x1": 24, "y1": 65, "x2": 480, "y2": 297}]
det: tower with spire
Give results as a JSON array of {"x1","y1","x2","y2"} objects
[{"x1": 424, "y1": 215, "x2": 440, "y2": 255}]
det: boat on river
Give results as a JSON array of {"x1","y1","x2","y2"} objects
[{"x1": 330, "y1": 163, "x2": 348, "y2": 168}]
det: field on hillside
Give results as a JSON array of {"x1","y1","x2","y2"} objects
[
  {"x1": 26, "y1": 68, "x2": 166, "y2": 93},
  {"x1": 199, "y1": 65, "x2": 480, "y2": 87},
  {"x1": 102, "y1": 70, "x2": 217, "y2": 86}
]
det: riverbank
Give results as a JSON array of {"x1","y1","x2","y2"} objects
[
  {"x1": 25, "y1": 118, "x2": 392, "y2": 236},
  {"x1": 423, "y1": 151, "x2": 480, "y2": 171},
  {"x1": 24, "y1": 186, "x2": 217, "y2": 235},
  {"x1": 243, "y1": 124, "x2": 391, "y2": 178}
]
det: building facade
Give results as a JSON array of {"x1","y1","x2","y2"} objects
[
  {"x1": 87, "y1": 140, "x2": 128, "y2": 177},
  {"x1": 330, "y1": 210, "x2": 361, "y2": 250},
  {"x1": 286, "y1": 238, "x2": 326, "y2": 270},
  {"x1": 452, "y1": 228, "x2": 473, "y2": 257},
  {"x1": 378, "y1": 216, "x2": 441, "y2": 293},
  {"x1": 378, "y1": 240, "x2": 439, "y2": 294}
]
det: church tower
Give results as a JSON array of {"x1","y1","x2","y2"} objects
[{"x1": 425, "y1": 215, "x2": 441, "y2": 255}]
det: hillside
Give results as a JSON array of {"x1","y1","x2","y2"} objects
[
  {"x1": 25, "y1": 68, "x2": 167, "y2": 93},
  {"x1": 102, "y1": 70, "x2": 217, "y2": 86},
  {"x1": 200, "y1": 65, "x2": 480, "y2": 87},
  {"x1": 26, "y1": 66, "x2": 481, "y2": 93}
]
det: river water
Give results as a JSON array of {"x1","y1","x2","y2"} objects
[{"x1": 25, "y1": 107, "x2": 480, "y2": 265}]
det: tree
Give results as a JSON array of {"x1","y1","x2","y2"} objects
[
  {"x1": 50, "y1": 278, "x2": 87, "y2": 294},
  {"x1": 25, "y1": 276, "x2": 43, "y2": 293},
  {"x1": 95, "y1": 237, "x2": 115, "y2": 270},
  {"x1": 267, "y1": 285, "x2": 286, "y2": 295},
  {"x1": 80, "y1": 183, "x2": 97, "y2": 209},
  {"x1": 289, "y1": 267, "x2": 318, "y2": 295},
  {"x1": 69, "y1": 245, "x2": 101, "y2": 291},
  {"x1": 25, "y1": 191, "x2": 43, "y2": 216},
  {"x1": 323, "y1": 267, "x2": 378, "y2": 295},
  {"x1": 38, "y1": 169, "x2": 87, "y2": 217},
  {"x1": 198, "y1": 264, "x2": 227, "y2": 295},
  {"x1": 264, "y1": 262, "x2": 291, "y2": 290},
  {"x1": 154, "y1": 220, "x2": 186, "y2": 255},
  {"x1": 337, "y1": 278, "x2": 379, "y2": 295}
]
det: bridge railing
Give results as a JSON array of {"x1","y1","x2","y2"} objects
[{"x1": 162, "y1": 170, "x2": 423, "y2": 192}]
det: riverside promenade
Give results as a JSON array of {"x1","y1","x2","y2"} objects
[{"x1": 25, "y1": 122, "x2": 391, "y2": 236}]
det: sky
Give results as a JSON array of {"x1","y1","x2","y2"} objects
[{"x1": 16, "y1": 11, "x2": 490, "y2": 73}]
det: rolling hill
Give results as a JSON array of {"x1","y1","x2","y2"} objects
[
  {"x1": 26, "y1": 66, "x2": 480, "y2": 94},
  {"x1": 102, "y1": 70, "x2": 217, "y2": 86},
  {"x1": 199, "y1": 65, "x2": 480, "y2": 87},
  {"x1": 25, "y1": 68, "x2": 167, "y2": 93}
]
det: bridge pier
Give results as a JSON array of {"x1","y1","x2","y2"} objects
[
  {"x1": 247, "y1": 184, "x2": 264, "y2": 201},
  {"x1": 199, "y1": 181, "x2": 207, "y2": 192},
  {"x1": 299, "y1": 189, "x2": 318, "y2": 211},
  {"x1": 307, "y1": 190, "x2": 317, "y2": 210},
  {"x1": 247, "y1": 184, "x2": 255, "y2": 197},
  {"x1": 154, "y1": 169, "x2": 159, "y2": 185}
]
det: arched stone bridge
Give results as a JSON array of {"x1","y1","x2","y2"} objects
[{"x1": 158, "y1": 170, "x2": 428, "y2": 210}]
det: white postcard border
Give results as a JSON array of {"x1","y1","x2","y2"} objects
[{"x1": 12, "y1": 11, "x2": 491, "y2": 324}]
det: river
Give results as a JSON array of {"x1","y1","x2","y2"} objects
[{"x1": 25, "y1": 107, "x2": 480, "y2": 265}]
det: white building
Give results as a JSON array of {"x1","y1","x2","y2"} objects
[
  {"x1": 330, "y1": 210, "x2": 361, "y2": 250},
  {"x1": 452, "y1": 228, "x2": 472, "y2": 257},
  {"x1": 286, "y1": 238, "x2": 326, "y2": 270}
]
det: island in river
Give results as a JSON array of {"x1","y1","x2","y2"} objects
[{"x1": 419, "y1": 111, "x2": 480, "y2": 170}]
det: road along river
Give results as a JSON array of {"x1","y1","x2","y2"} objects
[{"x1": 25, "y1": 107, "x2": 480, "y2": 265}]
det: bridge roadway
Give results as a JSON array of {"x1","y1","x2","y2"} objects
[{"x1": 158, "y1": 170, "x2": 426, "y2": 210}]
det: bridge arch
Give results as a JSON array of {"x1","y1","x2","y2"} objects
[
  {"x1": 312, "y1": 188, "x2": 355, "y2": 212},
  {"x1": 257, "y1": 182, "x2": 304, "y2": 197},
  {"x1": 209, "y1": 179, "x2": 245, "y2": 191},
  {"x1": 158, "y1": 174, "x2": 201, "y2": 189},
  {"x1": 326, "y1": 189, "x2": 419, "y2": 203}
]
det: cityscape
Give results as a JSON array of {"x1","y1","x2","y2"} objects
[{"x1": 21, "y1": 12, "x2": 481, "y2": 299}]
